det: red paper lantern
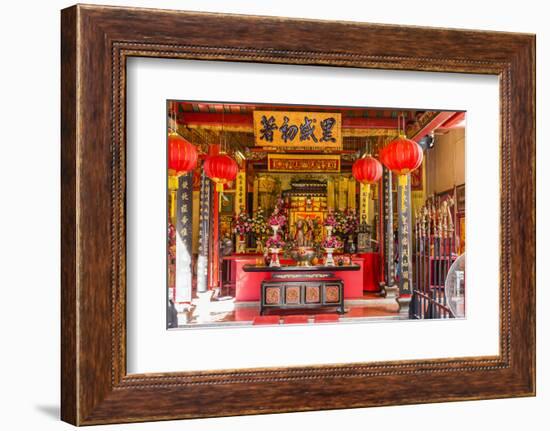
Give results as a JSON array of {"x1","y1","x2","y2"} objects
[
  {"x1": 379, "y1": 136, "x2": 423, "y2": 175},
  {"x1": 168, "y1": 133, "x2": 198, "y2": 173},
  {"x1": 204, "y1": 154, "x2": 238, "y2": 192},
  {"x1": 352, "y1": 155, "x2": 383, "y2": 184}
]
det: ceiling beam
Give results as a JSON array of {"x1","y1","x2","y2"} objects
[
  {"x1": 408, "y1": 111, "x2": 457, "y2": 142},
  {"x1": 177, "y1": 112, "x2": 399, "y2": 130},
  {"x1": 438, "y1": 112, "x2": 466, "y2": 130}
]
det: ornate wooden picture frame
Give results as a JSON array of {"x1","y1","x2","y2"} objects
[{"x1": 61, "y1": 4, "x2": 535, "y2": 425}]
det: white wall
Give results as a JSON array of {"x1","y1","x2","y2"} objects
[
  {"x1": 426, "y1": 128, "x2": 466, "y2": 196},
  {"x1": 0, "y1": 1, "x2": 546, "y2": 430}
]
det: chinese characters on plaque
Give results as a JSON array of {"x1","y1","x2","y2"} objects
[
  {"x1": 383, "y1": 168, "x2": 395, "y2": 286},
  {"x1": 235, "y1": 171, "x2": 247, "y2": 215},
  {"x1": 267, "y1": 154, "x2": 340, "y2": 173},
  {"x1": 197, "y1": 170, "x2": 211, "y2": 293},
  {"x1": 175, "y1": 173, "x2": 194, "y2": 302},
  {"x1": 253, "y1": 111, "x2": 342, "y2": 149},
  {"x1": 397, "y1": 175, "x2": 412, "y2": 294}
]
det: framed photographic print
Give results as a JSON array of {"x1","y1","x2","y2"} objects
[{"x1": 61, "y1": 4, "x2": 535, "y2": 425}]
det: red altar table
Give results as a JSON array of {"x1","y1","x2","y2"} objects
[{"x1": 223, "y1": 254, "x2": 380, "y2": 301}]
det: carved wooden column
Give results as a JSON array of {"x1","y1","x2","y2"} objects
[
  {"x1": 175, "y1": 172, "x2": 194, "y2": 304},
  {"x1": 197, "y1": 169, "x2": 211, "y2": 294},
  {"x1": 381, "y1": 167, "x2": 397, "y2": 298},
  {"x1": 209, "y1": 188, "x2": 219, "y2": 291},
  {"x1": 396, "y1": 174, "x2": 413, "y2": 314}
]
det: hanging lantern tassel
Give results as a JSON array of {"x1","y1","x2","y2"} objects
[
  {"x1": 397, "y1": 174, "x2": 409, "y2": 187},
  {"x1": 204, "y1": 154, "x2": 239, "y2": 194}
]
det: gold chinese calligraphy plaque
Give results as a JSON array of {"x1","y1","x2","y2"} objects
[
  {"x1": 268, "y1": 154, "x2": 340, "y2": 173},
  {"x1": 253, "y1": 111, "x2": 342, "y2": 149}
]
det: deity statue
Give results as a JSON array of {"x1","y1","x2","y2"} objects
[
  {"x1": 294, "y1": 218, "x2": 319, "y2": 247},
  {"x1": 305, "y1": 218, "x2": 314, "y2": 245},
  {"x1": 291, "y1": 218, "x2": 317, "y2": 266},
  {"x1": 295, "y1": 219, "x2": 306, "y2": 247}
]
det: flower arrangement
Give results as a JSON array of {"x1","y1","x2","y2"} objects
[
  {"x1": 266, "y1": 234, "x2": 285, "y2": 250},
  {"x1": 343, "y1": 209, "x2": 359, "y2": 235},
  {"x1": 322, "y1": 236, "x2": 343, "y2": 249},
  {"x1": 334, "y1": 209, "x2": 359, "y2": 236},
  {"x1": 251, "y1": 207, "x2": 270, "y2": 240},
  {"x1": 268, "y1": 212, "x2": 287, "y2": 228},
  {"x1": 324, "y1": 210, "x2": 337, "y2": 227},
  {"x1": 234, "y1": 210, "x2": 252, "y2": 236},
  {"x1": 269, "y1": 197, "x2": 288, "y2": 226}
]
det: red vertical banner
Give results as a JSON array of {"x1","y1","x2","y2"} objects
[{"x1": 209, "y1": 143, "x2": 221, "y2": 291}]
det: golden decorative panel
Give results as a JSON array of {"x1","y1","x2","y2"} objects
[
  {"x1": 267, "y1": 154, "x2": 340, "y2": 173},
  {"x1": 253, "y1": 111, "x2": 342, "y2": 149},
  {"x1": 285, "y1": 286, "x2": 300, "y2": 304},
  {"x1": 305, "y1": 286, "x2": 321, "y2": 303},
  {"x1": 324, "y1": 285, "x2": 340, "y2": 303},
  {"x1": 265, "y1": 287, "x2": 281, "y2": 305}
]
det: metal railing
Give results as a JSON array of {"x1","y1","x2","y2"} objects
[{"x1": 411, "y1": 198, "x2": 456, "y2": 319}]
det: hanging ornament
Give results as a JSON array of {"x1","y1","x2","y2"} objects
[
  {"x1": 379, "y1": 135, "x2": 423, "y2": 176},
  {"x1": 352, "y1": 155, "x2": 383, "y2": 184},
  {"x1": 380, "y1": 114, "x2": 422, "y2": 298},
  {"x1": 204, "y1": 154, "x2": 238, "y2": 192},
  {"x1": 352, "y1": 138, "x2": 383, "y2": 223},
  {"x1": 168, "y1": 132, "x2": 198, "y2": 174}
]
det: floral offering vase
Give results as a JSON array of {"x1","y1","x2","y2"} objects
[
  {"x1": 269, "y1": 248, "x2": 281, "y2": 267},
  {"x1": 324, "y1": 247, "x2": 335, "y2": 266},
  {"x1": 237, "y1": 234, "x2": 247, "y2": 254}
]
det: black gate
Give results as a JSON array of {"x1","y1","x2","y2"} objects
[{"x1": 411, "y1": 198, "x2": 456, "y2": 319}]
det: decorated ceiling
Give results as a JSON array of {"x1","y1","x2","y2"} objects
[{"x1": 170, "y1": 101, "x2": 463, "y2": 169}]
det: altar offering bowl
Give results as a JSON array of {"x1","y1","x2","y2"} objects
[{"x1": 290, "y1": 247, "x2": 317, "y2": 266}]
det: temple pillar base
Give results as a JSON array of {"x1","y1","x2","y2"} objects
[
  {"x1": 383, "y1": 283, "x2": 399, "y2": 300},
  {"x1": 174, "y1": 302, "x2": 193, "y2": 313},
  {"x1": 196, "y1": 290, "x2": 214, "y2": 303},
  {"x1": 191, "y1": 290, "x2": 215, "y2": 322},
  {"x1": 210, "y1": 286, "x2": 221, "y2": 300},
  {"x1": 175, "y1": 303, "x2": 195, "y2": 325},
  {"x1": 396, "y1": 295, "x2": 412, "y2": 316},
  {"x1": 378, "y1": 282, "x2": 386, "y2": 297}
]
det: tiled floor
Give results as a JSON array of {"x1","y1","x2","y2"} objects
[{"x1": 176, "y1": 291, "x2": 402, "y2": 327}]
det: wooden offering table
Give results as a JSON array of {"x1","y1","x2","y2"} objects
[
  {"x1": 226, "y1": 255, "x2": 365, "y2": 301},
  {"x1": 243, "y1": 265, "x2": 359, "y2": 315}
]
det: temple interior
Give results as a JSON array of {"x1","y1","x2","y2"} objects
[{"x1": 167, "y1": 101, "x2": 466, "y2": 328}]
